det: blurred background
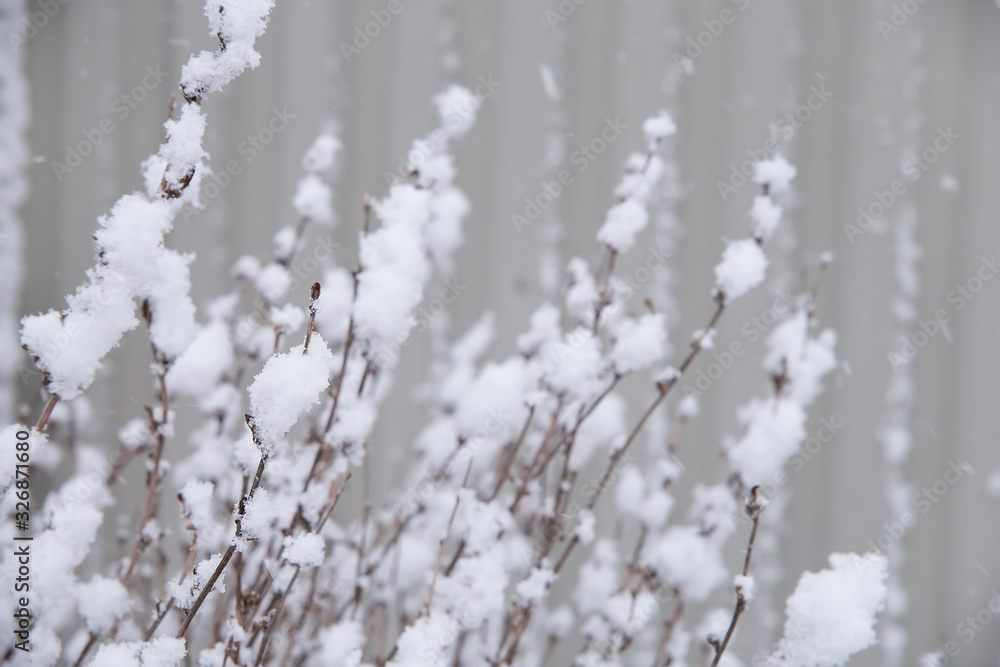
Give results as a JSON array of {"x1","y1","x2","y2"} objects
[{"x1": 3, "y1": 0, "x2": 1000, "y2": 664}]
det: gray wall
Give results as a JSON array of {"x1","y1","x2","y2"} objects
[{"x1": 12, "y1": 0, "x2": 1000, "y2": 664}]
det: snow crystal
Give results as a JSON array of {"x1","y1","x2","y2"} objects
[
  {"x1": 715, "y1": 238, "x2": 768, "y2": 301},
  {"x1": 284, "y1": 532, "x2": 326, "y2": 567},
  {"x1": 247, "y1": 334, "x2": 334, "y2": 453},
  {"x1": 754, "y1": 155, "x2": 797, "y2": 195},
  {"x1": 771, "y1": 552, "x2": 888, "y2": 666}
]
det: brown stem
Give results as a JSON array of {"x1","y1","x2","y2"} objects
[
  {"x1": 33, "y1": 394, "x2": 58, "y2": 432},
  {"x1": 710, "y1": 488, "x2": 763, "y2": 667},
  {"x1": 302, "y1": 282, "x2": 321, "y2": 355}
]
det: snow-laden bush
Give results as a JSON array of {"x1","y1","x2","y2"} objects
[{"x1": 3, "y1": 3, "x2": 890, "y2": 665}]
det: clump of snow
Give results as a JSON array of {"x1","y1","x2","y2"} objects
[
  {"x1": 180, "y1": 0, "x2": 276, "y2": 100},
  {"x1": 169, "y1": 554, "x2": 226, "y2": 610},
  {"x1": 284, "y1": 532, "x2": 326, "y2": 567},
  {"x1": 643, "y1": 111, "x2": 677, "y2": 143},
  {"x1": 434, "y1": 85, "x2": 479, "y2": 139},
  {"x1": 92, "y1": 637, "x2": 187, "y2": 667},
  {"x1": 178, "y1": 479, "x2": 218, "y2": 537},
  {"x1": 565, "y1": 258, "x2": 599, "y2": 324},
  {"x1": 311, "y1": 620, "x2": 364, "y2": 667},
  {"x1": 769, "y1": 552, "x2": 888, "y2": 666},
  {"x1": 313, "y1": 268, "x2": 354, "y2": 344},
  {"x1": 166, "y1": 322, "x2": 233, "y2": 399},
  {"x1": 247, "y1": 334, "x2": 334, "y2": 454},
  {"x1": 734, "y1": 574, "x2": 755, "y2": 601},
  {"x1": 353, "y1": 184, "x2": 433, "y2": 356},
  {"x1": 644, "y1": 526, "x2": 727, "y2": 602},
  {"x1": 575, "y1": 509, "x2": 596, "y2": 545},
  {"x1": 750, "y1": 194, "x2": 783, "y2": 242},
  {"x1": 75, "y1": 576, "x2": 130, "y2": 633},
  {"x1": 754, "y1": 155, "x2": 797, "y2": 195},
  {"x1": 597, "y1": 199, "x2": 650, "y2": 253},
  {"x1": 293, "y1": 175, "x2": 333, "y2": 225},
  {"x1": 609, "y1": 313, "x2": 666, "y2": 374},
  {"x1": 715, "y1": 238, "x2": 768, "y2": 301},
  {"x1": 516, "y1": 567, "x2": 557, "y2": 604},
  {"x1": 239, "y1": 489, "x2": 275, "y2": 541}
]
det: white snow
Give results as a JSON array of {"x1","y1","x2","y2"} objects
[
  {"x1": 247, "y1": 334, "x2": 334, "y2": 454},
  {"x1": 75, "y1": 576, "x2": 130, "y2": 633},
  {"x1": 516, "y1": 567, "x2": 557, "y2": 604},
  {"x1": 750, "y1": 194, "x2": 783, "y2": 241},
  {"x1": 754, "y1": 155, "x2": 797, "y2": 194},
  {"x1": 770, "y1": 553, "x2": 888, "y2": 666},
  {"x1": 714, "y1": 238, "x2": 768, "y2": 301},
  {"x1": 610, "y1": 313, "x2": 667, "y2": 374},
  {"x1": 283, "y1": 532, "x2": 326, "y2": 567}
]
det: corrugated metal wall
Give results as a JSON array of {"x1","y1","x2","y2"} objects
[{"x1": 12, "y1": 0, "x2": 1000, "y2": 663}]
